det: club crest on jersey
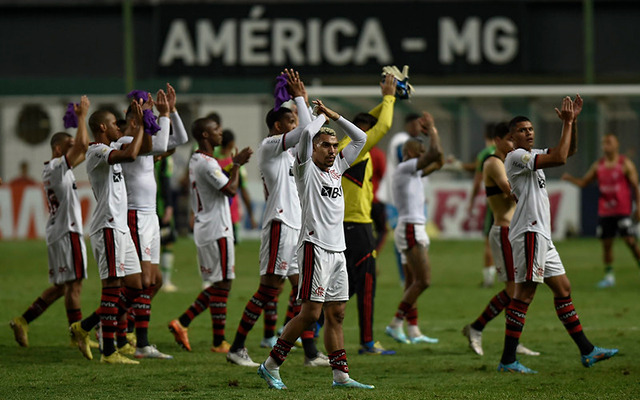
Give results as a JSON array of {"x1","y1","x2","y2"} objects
[
  {"x1": 315, "y1": 286, "x2": 325, "y2": 297},
  {"x1": 329, "y1": 169, "x2": 341, "y2": 180},
  {"x1": 112, "y1": 172, "x2": 122, "y2": 182},
  {"x1": 321, "y1": 185, "x2": 342, "y2": 198},
  {"x1": 521, "y1": 153, "x2": 531, "y2": 163}
]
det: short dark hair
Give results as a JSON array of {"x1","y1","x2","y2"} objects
[
  {"x1": 405, "y1": 113, "x2": 421, "y2": 124},
  {"x1": 206, "y1": 112, "x2": 222, "y2": 126},
  {"x1": 88, "y1": 110, "x2": 113, "y2": 136},
  {"x1": 492, "y1": 122, "x2": 510, "y2": 139},
  {"x1": 116, "y1": 119, "x2": 127, "y2": 131},
  {"x1": 222, "y1": 129, "x2": 235, "y2": 148},
  {"x1": 50, "y1": 132, "x2": 71, "y2": 148},
  {"x1": 508, "y1": 116, "x2": 531, "y2": 132},
  {"x1": 312, "y1": 126, "x2": 337, "y2": 143},
  {"x1": 191, "y1": 117, "x2": 212, "y2": 142},
  {"x1": 353, "y1": 113, "x2": 377, "y2": 131},
  {"x1": 265, "y1": 107, "x2": 292, "y2": 130}
]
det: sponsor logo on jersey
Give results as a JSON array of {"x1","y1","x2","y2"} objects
[
  {"x1": 321, "y1": 185, "x2": 342, "y2": 198},
  {"x1": 113, "y1": 172, "x2": 122, "y2": 182},
  {"x1": 512, "y1": 161, "x2": 526, "y2": 169},
  {"x1": 537, "y1": 176, "x2": 546, "y2": 188}
]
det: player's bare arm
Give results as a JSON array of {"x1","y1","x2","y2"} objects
[
  {"x1": 109, "y1": 100, "x2": 146, "y2": 164},
  {"x1": 623, "y1": 157, "x2": 640, "y2": 221},
  {"x1": 484, "y1": 157, "x2": 511, "y2": 194},
  {"x1": 535, "y1": 96, "x2": 574, "y2": 169},
  {"x1": 562, "y1": 161, "x2": 598, "y2": 188},
  {"x1": 416, "y1": 111, "x2": 444, "y2": 172},
  {"x1": 221, "y1": 147, "x2": 253, "y2": 197},
  {"x1": 66, "y1": 95, "x2": 90, "y2": 168}
]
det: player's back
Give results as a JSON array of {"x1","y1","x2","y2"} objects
[
  {"x1": 86, "y1": 142, "x2": 128, "y2": 235},
  {"x1": 257, "y1": 135, "x2": 301, "y2": 230},
  {"x1": 42, "y1": 156, "x2": 83, "y2": 244},
  {"x1": 392, "y1": 158, "x2": 425, "y2": 224},
  {"x1": 189, "y1": 150, "x2": 232, "y2": 245},
  {"x1": 483, "y1": 155, "x2": 514, "y2": 227}
]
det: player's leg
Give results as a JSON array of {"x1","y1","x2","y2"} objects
[
  {"x1": 207, "y1": 237, "x2": 235, "y2": 353},
  {"x1": 498, "y1": 232, "x2": 541, "y2": 373},
  {"x1": 482, "y1": 207, "x2": 496, "y2": 288},
  {"x1": 10, "y1": 284, "x2": 64, "y2": 347}
]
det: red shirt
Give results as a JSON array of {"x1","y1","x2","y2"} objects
[
  {"x1": 369, "y1": 146, "x2": 386, "y2": 203},
  {"x1": 597, "y1": 155, "x2": 632, "y2": 217}
]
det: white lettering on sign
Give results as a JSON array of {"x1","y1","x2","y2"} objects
[
  {"x1": 159, "y1": 6, "x2": 392, "y2": 67},
  {"x1": 439, "y1": 16, "x2": 518, "y2": 65}
]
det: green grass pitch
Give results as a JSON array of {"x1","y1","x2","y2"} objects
[{"x1": 1, "y1": 238, "x2": 639, "y2": 399}]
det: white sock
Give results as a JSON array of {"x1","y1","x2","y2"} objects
[
  {"x1": 483, "y1": 266, "x2": 496, "y2": 285},
  {"x1": 332, "y1": 370, "x2": 349, "y2": 383},
  {"x1": 407, "y1": 325, "x2": 421, "y2": 338},
  {"x1": 265, "y1": 356, "x2": 280, "y2": 371},
  {"x1": 161, "y1": 252, "x2": 174, "y2": 283},
  {"x1": 390, "y1": 317, "x2": 404, "y2": 328}
]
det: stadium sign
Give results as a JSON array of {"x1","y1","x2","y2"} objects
[{"x1": 156, "y1": 3, "x2": 521, "y2": 76}]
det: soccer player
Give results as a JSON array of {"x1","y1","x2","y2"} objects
[
  {"x1": 562, "y1": 133, "x2": 640, "y2": 288},
  {"x1": 377, "y1": 113, "x2": 422, "y2": 284},
  {"x1": 257, "y1": 100, "x2": 373, "y2": 390},
  {"x1": 227, "y1": 69, "x2": 327, "y2": 367},
  {"x1": 168, "y1": 117, "x2": 252, "y2": 353},
  {"x1": 69, "y1": 99, "x2": 152, "y2": 364},
  {"x1": 10, "y1": 96, "x2": 90, "y2": 347},
  {"x1": 339, "y1": 74, "x2": 397, "y2": 355},
  {"x1": 385, "y1": 112, "x2": 443, "y2": 345},
  {"x1": 462, "y1": 122, "x2": 538, "y2": 357},
  {"x1": 117, "y1": 85, "x2": 188, "y2": 359},
  {"x1": 498, "y1": 95, "x2": 618, "y2": 373}
]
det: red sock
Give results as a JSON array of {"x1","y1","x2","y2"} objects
[
  {"x1": 394, "y1": 301, "x2": 412, "y2": 320},
  {"x1": 472, "y1": 290, "x2": 511, "y2": 331},
  {"x1": 23, "y1": 297, "x2": 50, "y2": 323},
  {"x1": 328, "y1": 349, "x2": 349, "y2": 373},
  {"x1": 66, "y1": 308, "x2": 82, "y2": 325},
  {"x1": 209, "y1": 287, "x2": 229, "y2": 347},
  {"x1": 406, "y1": 308, "x2": 418, "y2": 326},
  {"x1": 99, "y1": 287, "x2": 121, "y2": 356},
  {"x1": 269, "y1": 338, "x2": 294, "y2": 365}
]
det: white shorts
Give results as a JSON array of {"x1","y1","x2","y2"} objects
[
  {"x1": 90, "y1": 228, "x2": 142, "y2": 280},
  {"x1": 197, "y1": 237, "x2": 235, "y2": 283},
  {"x1": 127, "y1": 210, "x2": 160, "y2": 264},
  {"x1": 511, "y1": 232, "x2": 565, "y2": 284},
  {"x1": 259, "y1": 220, "x2": 300, "y2": 277},
  {"x1": 47, "y1": 232, "x2": 88, "y2": 285},
  {"x1": 395, "y1": 222, "x2": 430, "y2": 264},
  {"x1": 489, "y1": 225, "x2": 515, "y2": 282},
  {"x1": 297, "y1": 242, "x2": 348, "y2": 303}
]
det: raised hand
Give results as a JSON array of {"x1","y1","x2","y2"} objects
[
  {"x1": 312, "y1": 99, "x2": 340, "y2": 121},
  {"x1": 129, "y1": 99, "x2": 144, "y2": 128},
  {"x1": 572, "y1": 93, "x2": 583, "y2": 120},
  {"x1": 381, "y1": 73, "x2": 396, "y2": 97},
  {"x1": 284, "y1": 68, "x2": 305, "y2": 98},
  {"x1": 555, "y1": 96, "x2": 574, "y2": 122},
  {"x1": 232, "y1": 146, "x2": 253, "y2": 166},
  {"x1": 419, "y1": 111, "x2": 436, "y2": 134},
  {"x1": 141, "y1": 92, "x2": 155, "y2": 111},
  {"x1": 74, "y1": 95, "x2": 90, "y2": 118},
  {"x1": 155, "y1": 90, "x2": 170, "y2": 117},
  {"x1": 166, "y1": 83, "x2": 177, "y2": 112}
]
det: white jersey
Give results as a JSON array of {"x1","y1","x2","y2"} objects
[
  {"x1": 118, "y1": 137, "x2": 158, "y2": 212},
  {"x1": 189, "y1": 150, "x2": 233, "y2": 245},
  {"x1": 42, "y1": 155, "x2": 83, "y2": 244},
  {"x1": 505, "y1": 148, "x2": 551, "y2": 240},
  {"x1": 86, "y1": 142, "x2": 129, "y2": 235},
  {"x1": 377, "y1": 131, "x2": 409, "y2": 204},
  {"x1": 392, "y1": 158, "x2": 426, "y2": 224},
  {"x1": 294, "y1": 114, "x2": 366, "y2": 252},
  {"x1": 258, "y1": 132, "x2": 302, "y2": 230}
]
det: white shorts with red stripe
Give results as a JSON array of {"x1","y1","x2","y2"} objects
[
  {"x1": 394, "y1": 221, "x2": 430, "y2": 264},
  {"x1": 47, "y1": 232, "x2": 88, "y2": 285},
  {"x1": 127, "y1": 210, "x2": 160, "y2": 264},
  {"x1": 297, "y1": 242, "x2": 348, "y2": 303},
  {"x1": 510, "y1": 232, "x2": 565, "y2": 284},
  {"x1": 90, "y1": 228, "x2": 142, "y2": 280},
  {"x1": 196, "y1": 237, "x2": 235, "y2": 283},
  {"x1": 259, "y1": 220, "x2": 300, "y2": 277},
  {"x1": 489, "y1": 225, "x2": 515, "y2": 282}
]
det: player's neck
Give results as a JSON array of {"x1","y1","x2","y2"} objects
[{"x1": 604, "y1": 152, "x2": 618, "y2": 162}]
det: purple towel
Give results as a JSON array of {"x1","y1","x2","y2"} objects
[
  {"x1": 63, "y1": 103, "x2": 78, "y2": 128},
  {"x1": 273, "y1": 75, "x2": 291, "y2": 111},
  {"x1": 127, "y1": 90, "x2": 150, "y2": 104},
  {"x1": 142, "y1": 109, "x2": 161, "y2": 135}
]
